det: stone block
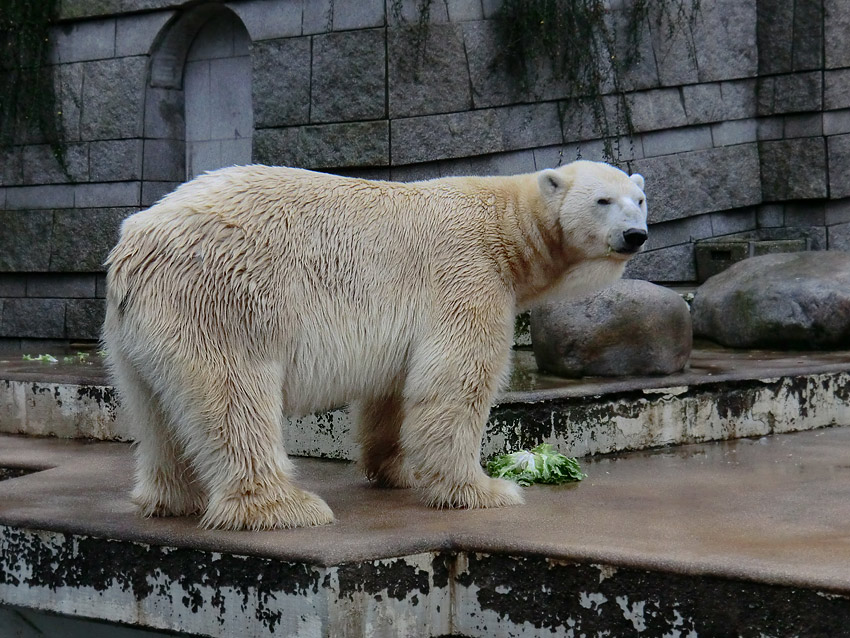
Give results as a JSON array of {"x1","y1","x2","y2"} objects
[
  {"x1": 757, "y1": 117, "x2": 784, "y2": 141},
  {"x1": 220, "y1": 138, "x2": 252, "y2": 169},
  {"x1": 80, "y1": 57, "x2": 147, "y2": 140},
  {"x1": 481, "y1": 0, "x2": 500, "y2": 18},
  {"x1": 825, "y1": 70, "x2": 850, "y2": 111},
  {"x1": 0, "y1": 298, "x2": 66, "y2": 339},
  {"x1": 228, "y1": 0, "x2": 302, "y2": 40},
  {"x1": 624, "y1": 243, "x2": 696, "y2": 282},
  {"x1": 55, "y1": 62, "x2": 84, "y2": 142},
  {"x1": 95, "y1": 274, "x2": 107, "y2": 298},
  {"x1": 446, "y1": 0, "x2": 483, "y2": 21},
  {"x1": 143, "y1": 87, "x2": 184, "y2": 140},
  {"x1": 187, "y1": 141, "x2": 222, "y2": 179},
  {"x1": 682, "y1": 83, "x2": 723, "y2": 124},
  {"x1": 311, "y1": 30, "x2": 386, "y2": 123},
  {"x1": 461, "y1": 21, "x2": 524, "y2": 108},
  {"x1": 66, "y1": 299, "x2": 106, "y2": 340},
  {"x1": 388, "y1": 24, "x2": 472, "y2": 118},
  {"x1": 784, "y1": 202, "x2": 825, "y2": 227},
  {"x1": 760, "y1": 138, "x2": 827, "y2": 200},
  {"x1": 331, "y1": 0, "x2": 384, "y2": 30},
  {"x1": 26, "y1": 274, "x2": 97, "y2": 298},
  {"x1": 49, "y1": 208, "x2": 134, "y2": 272},
  {"x1": 711, "y1": 119, "x2": 758, "y2": 147},
  {"x1": 391, "y1": 110, "x2": 503, "y2": 165},
  {"x1": 626, "y1": 88, "x2": 687, "y2": 133},
  {"x1": 693, "y1": 0, "x2": 758, "y2": 81},
  {"x1": 302, "y1": 0, "x2": 332, "y2": 34},
  {"x1": 497, "y1": 103, "x2": 563, "y2": 152},
  {"x1": 607, "y1": 10, "x2": 659, "y2": 92},
  {"x1": 388, "y1": 0, "x2": 449, "y2": 24},
  {"x1": 710, "y1": 209, "x2": 757, "y2": 236},
  {"x1": 0, "y1": 147, "x2": 22, "y2": 186},
  {"x1": 58, "y1": 0, "x2": 173, "y2": 20},
  {"x1": 21, "y1": 144, "x2": 87, "y2": 185},
  {"x1": 186, "y1": 12, "x2": 242, "y2": 61},
  {"x1": 183, "y1": 59, "x2": 211, "y2": 140},
  {"x1": 829, "y1": 134, "x2": 850, "y2": 199},
  {"x1": 439, "y1": 150, "x2": 536, "y2": 178},
  {"x1": 0, "y1": 275, "x2": 27, "y2": 297},
  {"x1": 644, "y1": 215, "x2": 713, "y2": 252},
  {"x1": 115, "y1": 10, "x2": 174, "y2": 56},
  {"x1": 74, "y1": 182, "x2": 141, "y2": 208},
  {"x1": 826, "y1": 199, "x2": 850, "y2": 225},
  {"x1": 641, "y1": 126, "x2": 713, "y2": 158},
  {"x1": 757, "y1": 72, "x2": 823, "y2": 115},
  {"x1": 252, "y1": 37, "x2": 311, "y2": 127},
  {"x1": 89, "y1": 140, "x2": 143, "y2": 182},
  {"x1": 825, "y1": 0, "x2": 850, "y2": 68},
  {"x1": 632, "y1": 144, "x2": 761, "y2": 223},
  {"x1": 756, "y1": 0, "x2": 794, "y2": 74},
  {"x1": 531, "y1": 280, "x2": 692, "y2": 378},
  {"x1": 141, "y1": 181, "x2": 180, "y2": 207},
  {"x1": 718, "y1": 80, "x2": 757, "y2": 120},
  {"x1": 823, "y1": 110, "x2": 850, "y2": 136},
  {"x1": 828, "y1": 222, "x2": 850, "y2": 252},
  {"x1": 651, "y1": 0, "x2": 700, "y2": 86},
  {"x1": 5, "y1": 185, "x2": 74, "y2": 210},
  {"x1": 142, "y1": 140, "x2": 184, "y2": 182},
  {"x1": 208, "y1": 56, "x2": 253, "y2": 141},
  {"x1": 757, "y1": 204, "x2": 785, "y2": 228},
  {"x1": 254, "y1": 121, "x2": 390, "y2": 168},
  {"x1": 51, "y1": 18, "x2": 116, "y2": 63},
  {"x1": 0, "y1": 211, "x2": 54, "y2": 272},
  {"x1": 783, "y1": 113, "x2": 823, "y2": 138},
  {"x1": 792, "y1": 0, "x2": 824, "y2": 71}
]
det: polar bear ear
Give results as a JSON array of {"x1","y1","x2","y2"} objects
[
  {"x1": 538, "y1": 169, "x2": 569, "y2": 201},
  {"x1": 630, "y1": 173, "x2": 645, "y2": 190}
]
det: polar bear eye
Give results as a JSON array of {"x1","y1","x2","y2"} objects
[
  {"x1": 638, "y1": 198, "x2": 645, "y2": 206},
  {"x1": 597, "y1": 198, "x2": 612, "y2": 206}
]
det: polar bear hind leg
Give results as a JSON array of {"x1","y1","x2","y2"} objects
[
  {"x1": 110, "y1": 350, "x2": 206, "y2": 518},
  {"x1": 353, "y1": 393, "x2": 416, "y2": 488},
  {"x1": 162, "y1": 358, "x2": 334, "y2": 530}
]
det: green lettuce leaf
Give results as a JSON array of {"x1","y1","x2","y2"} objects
[{"x1": 486, "y1": 443, "x2": 586, "y2": 486}]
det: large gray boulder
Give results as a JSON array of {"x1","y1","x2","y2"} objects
[
  {"x1": 531, "y1": 279, "x2": 692, "y2": 378},
  {"x1": 692, "y1": 251, "x2": 850, "y2": 349}
]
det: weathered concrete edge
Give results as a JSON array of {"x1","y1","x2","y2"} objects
[
  {"x1": 1, "y1": 526, "x2": 848, "y2": 638},
  {"x1": 3, "y1": 372, "x2": 850, "y2": 462}
]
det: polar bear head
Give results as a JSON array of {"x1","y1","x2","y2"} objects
[{"x1": 538, "y1": 160, "x2": 648, "y2": 260}]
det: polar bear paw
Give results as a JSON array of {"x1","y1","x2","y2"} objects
[
  {"x1": 200, "y1": 487, "x2": 335, "y2": 531},
  {"x1": 132, "y1": 481, "x2": 206, "y2": 518},
  {"x1": 423, "y1": 475, "x2": 525, "y2": 510}
]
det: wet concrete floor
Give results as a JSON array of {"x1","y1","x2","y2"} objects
[{"x1": 2, "y1": 426, "x2": 849, "y2": 593}]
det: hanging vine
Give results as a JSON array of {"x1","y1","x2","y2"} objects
[
  {"x1": 494, "y1": 0, "x2": 700, "y2": 164},
  {"x1": 0, "y1": 0, "x2": 65, "y2": 164}
]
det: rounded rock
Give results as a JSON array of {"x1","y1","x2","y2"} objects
[
  {"x1": 530, "y1": 279, "x2": 692, "y2": 378},
  {"x1": 692, "y1": 251, "x2": 850, "y2": 349}
]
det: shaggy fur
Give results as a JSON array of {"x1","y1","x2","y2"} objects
[{"x1": 103, "y1": 160, "x2": 648, "y2": 530}]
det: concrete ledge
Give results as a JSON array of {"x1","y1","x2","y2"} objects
[
  {"x1": 1, "y1": 430, "x2": 850, "y2": 636},
  {"x1": 3, "y1": 346, "x2": 850, "y2": 461}
]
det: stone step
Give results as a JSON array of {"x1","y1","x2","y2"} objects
[
  {"x1": 2, "y1": 345, "x2": 850, "y2": 461},
  {"x1": 1, "y1": 429, "x2": 849, "y2": 636}
]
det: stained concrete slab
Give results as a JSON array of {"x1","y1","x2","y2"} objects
[{"x1": 3, "y1": 429, "x2": 850, "y2": 635}]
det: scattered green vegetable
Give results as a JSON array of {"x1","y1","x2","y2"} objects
[
  {"x1": 487, "y1": 443, "x2": 586, "y2": 486},
  {"x1": 62, "y1": 351, "x2": 90, "y2": 363},
  {"x1": 21, "y1": 354, "x2": 58, "y2": 363}
]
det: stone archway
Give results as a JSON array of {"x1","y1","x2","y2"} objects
[{"x1": 141, "y1": 5, "x2": 253, "y2": 205}]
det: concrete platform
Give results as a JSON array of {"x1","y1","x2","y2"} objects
[
  {"x1": 4, "y1": 343, "x2": 850, "y2": 461},
  {"x1": 2, "y1": 429, "x2": 850, "y2": 636}
]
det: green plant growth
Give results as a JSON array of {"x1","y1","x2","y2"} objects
[
  {"x1": 0, "y1": 0, "x2": 65, "y2": 164},
  {"x1": 494, "y1": 0, "x2": 699, "y2": 164}
]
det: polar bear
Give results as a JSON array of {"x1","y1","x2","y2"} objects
[{"x1": 103, "y1": 160, "x2": 647, "y2": 530}]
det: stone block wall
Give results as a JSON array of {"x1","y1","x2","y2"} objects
[{"x1": 0, "y1": 0, "x2": 847, "y2": 348}]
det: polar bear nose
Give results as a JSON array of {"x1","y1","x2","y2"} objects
[{"x1": 623, "y1": 228, "x2": 648, "y2": 249}]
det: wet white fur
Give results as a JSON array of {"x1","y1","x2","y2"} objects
[{"x1": 103, "y1": 160, "x2": 647, "y2": 530}]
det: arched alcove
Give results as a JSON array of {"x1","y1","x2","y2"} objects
[{"x1": 142, "y1": 5, "x2": 253, "y2": 204}]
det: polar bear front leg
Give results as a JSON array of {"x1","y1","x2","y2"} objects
[
  {"x1": 399, "y1": 298, "x2": 524, "y2": 510},
  {"x1": 174, "y1": 360, "x2": 335, "y2": 530}
]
